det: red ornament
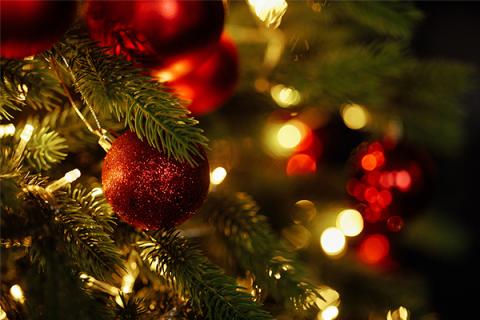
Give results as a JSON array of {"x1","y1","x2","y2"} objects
[
  {"x1": 85, "y1": 0, "x2": 225, "y2": 79},
  {"x1": 0, "y1": 0, "x2": 77, "y2": 59},
  {"x1": 161, "y1": 34, "x2": 239, "y2": 115},
  {"x1": 102, "y1": 131, "x2": 210, "y2": 230}
]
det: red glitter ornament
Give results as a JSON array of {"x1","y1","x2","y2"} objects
[
  {"x1": 0, "y1": 0, "x2": 78, "y2": 59},
  {"x1": 102, "y1": 131, "x2": 210, "y2": 230},
  {"x1": 84, "y1": 0, "x2": 225, "y2": 79},
  {"x1": 161, "y1": 34, "x2": 239, "y2": 115}
]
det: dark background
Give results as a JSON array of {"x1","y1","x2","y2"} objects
[{"x1": 412, "y1": 2, "x2": 479, "y2": 318}]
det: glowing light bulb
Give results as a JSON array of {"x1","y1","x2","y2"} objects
[
  {"x1": 10, "y1": 284, "x2": 25, "y2": 303},
  {"x1": 277, "y1": 123, "x2": 302, "y2": 149},
  {"x1": 336, "y1": 209, "x2": 363, "y2": 237},
  {"x1": 271, "y1": 84, "x2": 301, "y2": 108},
  {"x1": 46, "y1": 169, "x2": 81, "y2": 193},
  {"x1": 0, "y1": 306, "x2": 6, "y2": 320},
  {"x1": 20, "y1": 124, "x2": 34, "y2": 142},
  {"x1": 342, "y1": 104, "x2": 369, "y2": 130},
  {"x1": 387, "y1": 306, "x2": 409, "y2": 320},
  {"x1": 320, "y1": 306, "x2": 339, "y2": 320},
  {"x1": 210, "y1": 167, "x2": 227, "y2": 185},
  {"x1": 121, "y1": 274, "x2": 135, "y2": 294},
  {"x1": 91, "y1": 187, "x2": 103, "y2": 198},
  {"x1": 247, "y1": 0, "x2": 288, "y2": 29},
  {"x1": 320, "y1": 227, "x2": 346, "y2": 256},
  {"x1": 0, "y1": 123, "x2": 15, "y2": 137}
]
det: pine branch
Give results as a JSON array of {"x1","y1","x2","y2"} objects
[
  {"x1": 138, "y1": 230, "x2": 273, "y2": 320},
  {"x1": 331, "y1": 2, "x2": 422, "y2": 39},
  {"x1": 23, "y1": 126, "x2": 68, "y2": 171},
  {"x1": 53, "y1": 186, "x2": 124, "y2": 281},
  {"x1": 202, "y1": 192, "x2": 322, "y2": 312},
  {"x1": 51, "y1": 26, "x2": 208, "y2": 165},
  {"x1": 0, "y1": 58, "x2": 64, "y2": 120}
]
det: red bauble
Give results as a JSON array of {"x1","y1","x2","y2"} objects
[
  {"x1": 346, "y1": 140, "x2": 433, "y2": 226},
  {"x1": 85, "y1": 0, "x2": 224, "y2": 78},
  {"x1": 0, "y1": 0, "x2": 77, "y2": 59},
  {"x1": 102, "y1": 131, "x2": 210, "y2": 230},
  {"x1": 162, "y1": 34, "x2": 239, "y2": 115}
]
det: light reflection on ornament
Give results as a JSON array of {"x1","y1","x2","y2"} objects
[{"x1": 320, "y1": 227, "x2": 346, "y2": 256}]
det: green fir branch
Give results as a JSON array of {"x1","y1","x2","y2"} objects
[
  {"x1": 0, "y1": 58, "x2": 63, "y2": 120},
  {"x1": 53, "y1": 187, "x2": 123, "y2": 281},
  {"x1": 331, "y1": 2, "x2": 422, "y2": 39},
  {"x1": 24, "y1": 126, "x2": 68, "y2": 171},
  {"x1": 138, "y1": 230, "x2": 273, "y2": 320},
  {"x1": 202, "y1": 192, "x2": 322, "y2": 312},
  {"x1": 51, "y1": 26, "x2": 208, "y2": 165}
]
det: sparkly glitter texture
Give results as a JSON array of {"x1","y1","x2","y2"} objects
[{"x1": 102, "y1": 131, "x2": 210, "y2": 230}]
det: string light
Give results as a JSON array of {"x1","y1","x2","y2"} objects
[
  {"x1": 387, "y1": 306, "x2": 409, "y2": 320},
  {"x1": 10, "y1": 284, "x2": 25, "y2": 303},
  {"x1": 320, "y1": 227, "x2": 346, "y2": 256},
  {"x1": 91, "y1": 187, "x2": 103, "y2": 198},
  {"x1": 46, "y1": 169, "x2": 81, "y2": 193},
  {"x1": 271, "y1": 84, "x2": 301, "y2": 108},
  {"x1": 247, "y1": 0, "x2": 288, "y2": 29},
  {"x1": 320, "y1": 306, "x2": 339, "y2": 320},
  {"x1": 341, "y1": 104, "x2": 369, "y2": 130},
  {"x1": 210, "y1": 167, "x2": 227, "y2": 185},
  {"x1": 0, "y1": 306, "x2": 6, "y2": 320},
  {"x1": 13, "y1": 124, "x2": 34, "y2": 165},
  {"x1": 336, "y1": 209, "x2": 363, "y2": 237},
  {"x1": 0, "y1": 123, "x2": 15, "y2": 138}
]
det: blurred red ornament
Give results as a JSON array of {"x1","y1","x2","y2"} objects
[
  {"x1": 102, "y1": 131, "x2": 210, "y2": 230},
  {"x1": 347, "y1": 140, "x2": 433, "y2": 226},
  {"x1": 162, "y1": 34, "x2": 239, "y2": 115},
  {"x1": 85, "y1": 0, "x2": 224, "y2": 79},
  {"x1": 0, "y1": 0, "x2": 77, "y2": 58},
  {"x1": 358, "y1": 234, "x2": 390, "y2": 265}
]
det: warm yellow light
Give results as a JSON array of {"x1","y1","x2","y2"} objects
[
  {"x1": 247, "y1": 0, "x2": 288, "y2": 29},
  {"x1": 387, "y1": 306, "x2": 409, "y2": 320},
  {"x1": 65, "y1": 169, "x2": 81, "y2": 183},
  {"x1": 277, "y1": 123, "x2": 302, "y2": 149},
  {"x1": 320, "y1": 306, "x2": 339, "y2": 320},
  {"x1": 0, "y1": 123, "x2": 15, "y2": 137},
  {"x1": 210, "y1": 167, "x2": 227, "y2": 185},
  {"x1": 336, "y1": 209, "x2": 364, "y2": 237},
  {"x1": 20, "y1": 124, "x2": 34, "y2": 142},
  {"x1": 121, "y1": 274, "x2": 135, "y2": 294},
  {"x1": 91, "y1": 187, "x2": 103, "y2": 198},
  {"x1": 271, "y1": 84, "x2": 301, "y2": 108},
  {"x1": 10, "y1": 284, "x2": 25, "y2": 303},
  {"x1": 342, "y1": 104, "x2": 369, "y2": 130},
  {"x1": 0, "y1": 306, "x2": 6, "y2": 320},
  {"x1": 320, "y1": 227, "x2": 346, "y2": 256}
]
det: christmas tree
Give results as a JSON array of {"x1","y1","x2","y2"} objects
[{"x1": 0, "y1": 1, "x2": 475, "y2": 319}]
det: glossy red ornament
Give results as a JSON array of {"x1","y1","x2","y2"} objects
[
  {"x1": 0, "y1": 0, "x2": 77, "y2": 59},
  {"x1": 102, "y1": 131, "x2": 210, "y2": 230},
  {"x1": 84, "y1": 0, "x2": 224, "y2": 78},
  {"x1": 162, "y1": 34, "x2": 239, "y2": 115}
]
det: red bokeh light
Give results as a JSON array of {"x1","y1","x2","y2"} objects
[
  {"x1": 358, "y1": 234, "x2": 390, "y2": 264},
  {"x1": 286, "y1": 154, "x2": 317, "y2": 176},
  {"x1": 364, "y1": 187, "x2": 378, "y2": 204},
  {"x1": 395, "y1": 170, "x2": 412, "y2": 191},
  {"x1": 386, "y1": 215, "x2": 404, "y2": 232},
  {"x1": 361, "y1": 154, "x2": 377, "y2": 171},
  {"x1": 377, "y1": 190, "x2": 392, "y2": 208}
]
